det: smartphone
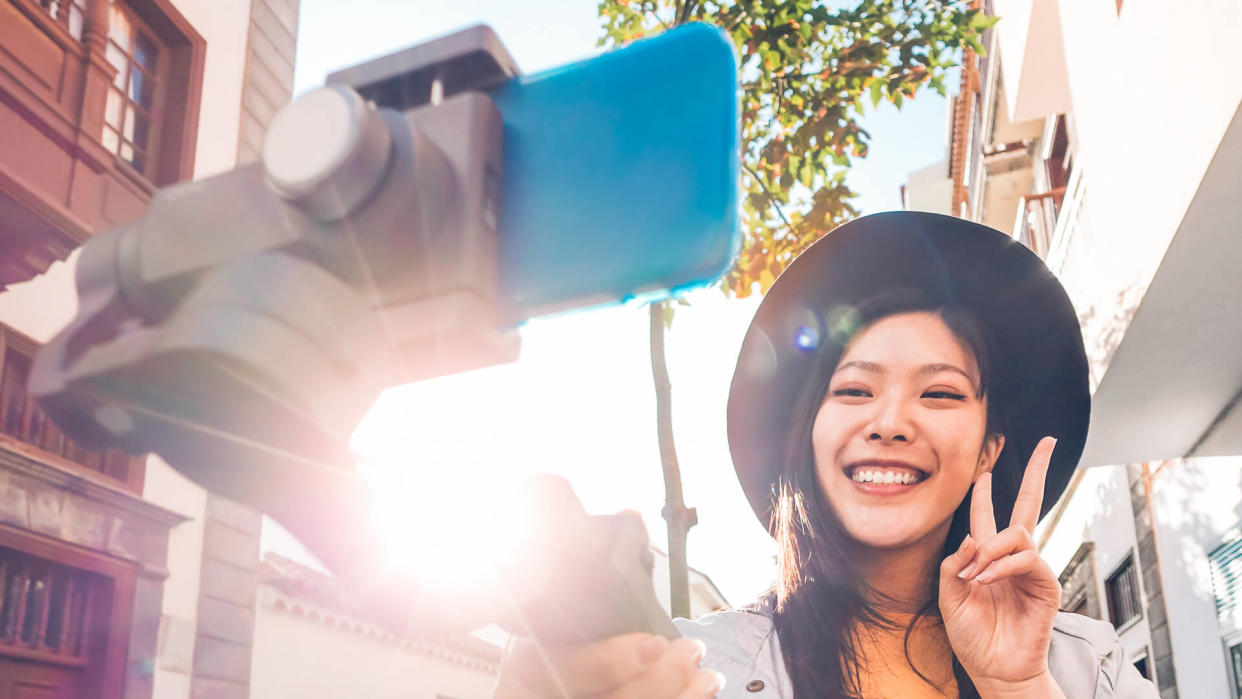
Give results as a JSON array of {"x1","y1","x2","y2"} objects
[{"x1": 330, "y1": 23, "x2": 741, "y2": 321}]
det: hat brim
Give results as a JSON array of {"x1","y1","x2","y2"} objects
[{"x1": 726, "y1": 211, "x2": 1090, "y2": 533}]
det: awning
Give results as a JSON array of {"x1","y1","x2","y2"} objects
[{"x1": 1080, "y1": 101, "x2": 1242, "y2": 467}]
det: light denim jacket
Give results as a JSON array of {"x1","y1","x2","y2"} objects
[{"x1": 674, "y1": 603, "x2": 1159, "y2": 698}]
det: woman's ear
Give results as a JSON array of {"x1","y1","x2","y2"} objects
[{"x1": 975, "y1": 433, "x2": 1005, "y2": 480}]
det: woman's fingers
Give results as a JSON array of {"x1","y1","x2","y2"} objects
[
  {"x1": 501, "y1": 632, "x2": 671, "y2": 696},
  {"x1": 607, "y1": 639, "x2": 721, "y2": 699},
  {"x1": 1011, "y1": 437, "x2": 1057, "y2": 533},
  {"x1": 497, "y1": 634, "x2": 717, "y2": 699},
  {"x1": 971, "y1": 549, "x2": 1043, "y2": 584},
  {"x1": 676, "y1": 669, "x2": 728, "y2": 699},
  {"x1": 941, "y1": 534, "x2": 977, "y2": 578},
  {"x1": 957, "y1": 526, "x2": 1035, "y2": 582},
  {"x1": 970, "y1": 471, "x2": 998, "y2": 540}
]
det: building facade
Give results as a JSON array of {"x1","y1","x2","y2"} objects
[
  {"x1": 0, "y1": 0, "x2": 299, "y2": 696},
  {"x1": 903, "y1": 2, "x2": 1242, "y2": 698}
]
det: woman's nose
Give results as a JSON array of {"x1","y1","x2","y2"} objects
[{"x1": 865, "y1": 397, "x2": 915, "y2": 444}]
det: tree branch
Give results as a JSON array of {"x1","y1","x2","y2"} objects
[
  {"x1": 677, "y1": 0, "x2": 701, "y2": 24},
  {"x1": 724, "y1": 9, "x2": 749, "y2": 32},
  {"x1": 644, "y1": 1, "x2": 671, "y2": 30},
  {"x1": 743, "y1": 162, "x2": 793, "y2": 228}
]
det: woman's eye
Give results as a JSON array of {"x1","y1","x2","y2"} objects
[
  {"x1": 922, "y1": 390, "x2": 966, "y2": 401},
  {"x1": 831, "y1": 388, "x2": 871, "y2": 398}
]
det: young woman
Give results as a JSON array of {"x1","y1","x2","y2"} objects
[{"x1": 495, "y1": 212, "x2": 1158, "y2": 698}]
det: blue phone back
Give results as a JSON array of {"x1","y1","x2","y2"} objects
[{"x1": 490, "y1": 23, "x2": 740, "y2": 320}]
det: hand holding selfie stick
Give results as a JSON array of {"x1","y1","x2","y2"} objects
[
  {"x1": 27, "y1": 25, "x2": 732, "y2": 642},
  {"x1": 497, "y1": 475, "x2": 680, "y2": 642}
]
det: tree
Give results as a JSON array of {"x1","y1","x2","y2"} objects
[{"x1": 597, "y1": 0, "x2": 996, "y2": 618}]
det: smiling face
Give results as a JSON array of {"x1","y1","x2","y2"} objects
[{"x1": 812, "y1": 312, "x2": 1004, "y2": 552}]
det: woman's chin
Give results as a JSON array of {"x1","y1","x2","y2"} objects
[
  {"x1": 842, "y1": 514, "x2": 942, "y2": 551},
  {"x1": 847, "y1": 530, "x2": 925, "y2": 550}
]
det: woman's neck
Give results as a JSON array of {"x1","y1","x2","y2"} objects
[{"x1": 849, "y1": 524, "x2": 950, "y2": 614}]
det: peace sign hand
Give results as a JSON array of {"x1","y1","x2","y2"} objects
[{"x1": 938, "y1": 437, "x2": 1067, "y2": 698}]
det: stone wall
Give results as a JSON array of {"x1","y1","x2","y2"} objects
[{"x1": 236, "y1": 0, "x2": 300, "y2": 165}]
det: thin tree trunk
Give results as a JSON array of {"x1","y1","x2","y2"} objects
[{"x1": 649, "y1": 301, "x2": 697, "y2": 619}]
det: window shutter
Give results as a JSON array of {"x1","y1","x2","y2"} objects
[{"x1": 1209, "y1": 533, "x2": 1242, "y2": 632}]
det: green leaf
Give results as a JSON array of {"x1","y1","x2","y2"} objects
[
  {"x1": 798, "y1": 158, "x2": 814, "y2": 188},
  {"x1": 870, "y1": 79, "x2": 883, "y2": 108},
  {"x1": 969, "y1": 12, "x2": 1001, "y2": 31}
]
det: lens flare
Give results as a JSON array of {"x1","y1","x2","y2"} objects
[{"x1": 793, "y1": 324, "x2": 820, "y2": 352}]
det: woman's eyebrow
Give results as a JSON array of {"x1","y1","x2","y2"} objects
[
  {"x1": 834, "y1": 360, "x2": 884, "y2": 375},
  {"x1": 919, "y1": 363, "x2": 978, "y2": 389}
]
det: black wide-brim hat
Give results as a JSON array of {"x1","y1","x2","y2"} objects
[{"x1": 727, "y1": 211, "x2": 1090, "y2": 533}]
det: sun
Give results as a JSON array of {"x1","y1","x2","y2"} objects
[{"x1": 347, "y1": 365, "x2": 556, "y2": 621}]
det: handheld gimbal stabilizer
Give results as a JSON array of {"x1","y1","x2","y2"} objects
[{"x1": 28, "y1": 24, "x2": 737, "y2": 639}]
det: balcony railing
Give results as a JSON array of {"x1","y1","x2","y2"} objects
[
  {"x1": 0, "y1": 545, "x2": 99, "y2": 666},
  {"x1": 0, "y1": 324, "x2": 144, "y2": 493},
  {"x1": 1013, "y1": 186, "x2": 1066, "y2": 259},
  {"x1": 1044, "y1": 164, "x2": 1086, "y2": 274}
]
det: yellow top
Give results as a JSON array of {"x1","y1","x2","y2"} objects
[{"x1": 851, "y1": 613, "x2": 958, "y2": 698}]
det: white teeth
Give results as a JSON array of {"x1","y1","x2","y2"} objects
[{"x1": 851, "y1": 469, "x2": 922, "y2": 485}]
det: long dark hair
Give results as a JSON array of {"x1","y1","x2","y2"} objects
[{"x1": 769, "y1": 289, "x2": 1006, "y2": 699}]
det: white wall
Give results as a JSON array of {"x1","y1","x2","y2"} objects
[
  {"x1": 172, "y1": 0, "x2": 255, "y2": 180},
  {"x1": 251, "y1": 595, "x2": 498, "y2": 699},
  {"x1": 144, "y1": 458, "x2": 209, "y2": 697},
  {"x1": 1149, "y1": 457, "x2": 1242, "y2": 699},
  {"x1": 902, "y1": 158, "x2": 953, "y2": 215},
  {"x1": 1051, "y1": 0, "x2": 1242, "y2": 377}
]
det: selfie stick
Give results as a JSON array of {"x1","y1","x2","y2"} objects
[{"x1": 28, "y1": 25, "x2": 726, "y2": 641}]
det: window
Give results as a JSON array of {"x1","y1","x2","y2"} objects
[
  {"x1": 1230, "y1": 640, "x2": 1242, "y2": 699},
  {"x1": 36, "y1": 0, "x2": 86, "y2": 40},
  {"x1": 1043, "y1": 114, "x2": 1071, "y2": 201},
  {"x1": 0, "y1": 545, "x2": 100, "y2": 661},
  {"x1": 1105, "y1": 555, "x2": 1142, "y2": 630},
  {"x1": 1067, "y1": 595, "x2": 1089, "y2": 616},
  {"x1": 1058, "y1": 542, "x2": 1102, "y2": 619},
  {"x1": 101, "y1": 1, "x2": 167, "y2": 178},
  {"x1": 1131, "y1": 648, "x2": 1152, "y2": 682},
  {"x1": 0, "y1": 324, "x2": 145, "y2": 493},
  {"x1": 1209, "y1": 534, "x2": 1242, "y2": 626},
  {"x1": 0, "y1": 527, "x2": 136, "y2": 698}
]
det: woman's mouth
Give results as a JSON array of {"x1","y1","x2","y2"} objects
[{"x1": 845, "y1": 463, "x2": 929, "y2": 491}]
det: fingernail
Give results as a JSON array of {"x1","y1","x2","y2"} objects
[
  {"x1": 689, "y1": 639, "x2": 707, "y2": 664},
  {"x1": 975, "y1": 568, "x2": 995, "y2": 583},
  {"x1": 637, "y1": 636, "x2": 667, "y2": 665},
  {"x1": 697, "y1": 670, "x2": 726, "y2": 695},
  {"x1": 957, "y1": 560, "x2": 976, "y2": 579}
]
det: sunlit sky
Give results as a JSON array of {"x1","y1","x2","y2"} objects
[{"x1": 274, "y1": 0, "x2": 953, "y2": 605}]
